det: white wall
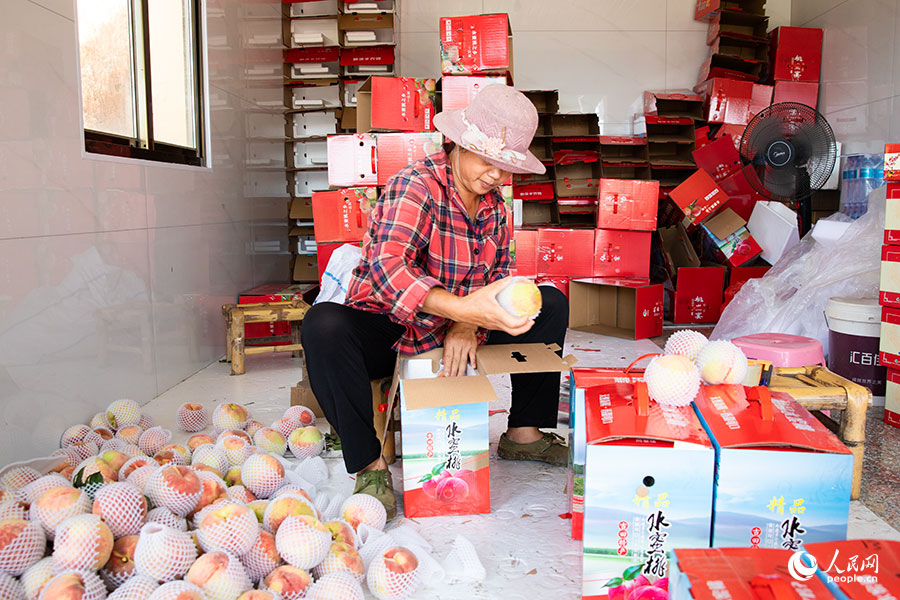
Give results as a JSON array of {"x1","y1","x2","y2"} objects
[
  {"x1": 792, "y1": 0, "x2": 896, "y2": 155},
  {"x1": 0, "y1": 0, "x2": 287, "y2": 462},
  {"x1": 399, "y1": 0, "x2": 791, "y2": 135}
]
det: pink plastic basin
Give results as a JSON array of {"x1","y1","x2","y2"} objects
[{"x1": 731, "y1": 333, "x2": 825, "y2": 368}]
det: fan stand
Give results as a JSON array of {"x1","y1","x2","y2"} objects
[{"x1": 795, "y1": 167, "x2": 812, "y2": 236}]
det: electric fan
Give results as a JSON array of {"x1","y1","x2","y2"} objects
[{"x1": 739, "y1": 102, "x2": 837, "y2": 235}]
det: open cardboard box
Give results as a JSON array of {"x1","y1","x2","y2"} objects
[
  {"x1": 643, "y1": 90, "x2": 704, "y2": 120},
  {"x1": 569, "y1": 277, "x2": 663, "y2": 340},
  {"x1": 439, "y1": 13, "x2": 513, "y2": 77},
  {"x1": 522, "y1": 89, "x2": 559, "y2": 114},
  {"x1": 340, "y1": 45, "x2": 396, "y2": 78},
  {"x1": 667, "y1": 169, "x2": 728, "y2": 231},
  {"x1": 694, "y1": 0, "x2": 767, "y2": 21},
  {"x1": 697, "y1": 207, "x2": 763, "y2": 268},
  {"x1": 599, "y1": 135, "x2": 649, "y2": 165},
  {"x1": 311, "y1": 188, "x2": 375, "y2": 243},
  {"x1": 659, "y1": 223, "x2": 726, "y2": 323},
  {"x1": 385, "y1": 343, "x2": 577, "y2": 518},
  {"x1": 338, "y1": 13, "x2": 395, "y2": 47}
]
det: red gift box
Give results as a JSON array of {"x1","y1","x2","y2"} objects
[
  {"x1": 885, "y1": 183, "x2": 900, "y2": 243},
  {"x1": 439, "y1": 75, "x2": 507, "y2": 112},
  {"x1": 772, "y1": 80, "x2": 819, "y2": 108},
  {"x1": 769, "y1": 26, "x2": 823, "y2": 82},
  {"x1": 326, "y1": 133, "x2": 378, "y2": 187},
  {"x1": 881, "y1": 307, "x2": 900, "y2": 369},
  {"x1": 357, "y1": 76, "x2": 436, "y2": 132},
  {"x1": 312, "y1": 188, "x2": 376, "y2": 244},
  {"x1": 674, "y1": 267, "x2": 725, "y2": 323},
  {"x1": 536, "y1": 228, "x2": 595, "y2": 277},
  {"x1": 880, "y1": 245, "x2": 900, "y2": 308},
  {"x1": 693, "y1": 134, "x2": 742, "y2": 183},
  {"x1": 375, "y1": 132, "x2": 443, "y2": 186},
  {"x1": 718, "y1": 170, "x2": 767, "y2": 221},
  {"x1": 339, "y1": 45, "x2": 395, "y2": 67},
  {"x1": 668, "y1": 169, "x2": 729, "y2": 231},
  {"x1": 535, "y1": 276, "x2": 569, "y2": 299},
  {"x1": 440, "y1": 14, "x2": 512, "y2": 76},
  {"x1": 596, "y1": 179, "x2": 659, "y2": 231},
  {"x1": 695, "y1": 77, "x2": 773, "y2": 125},
  {"x1": 886, "y1": 144, "x2": 900, "y2": 181},
  {"x1": 239, "y1": 284, "x2": 304, "y2": 343},
  {"x1": 887, "y1": 368, "x2": 900, "y2": 429},
  {"x1": 698, "y1": 208, "x2": 763, "y2": 268},
  {"x1": 512, "y1": 229, "x2": 537, "y2": 278},
  {"x1": 513, "y1": 182, "x2": 554, "y2": 201},
  {"x1": 643, "y1": 90, "x2": 704, "y2": 120},
  {"x1": 592, "y1": 229, "x2": 651, "y2": 278}
]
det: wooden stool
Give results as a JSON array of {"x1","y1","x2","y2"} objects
[
  {"x1": 769, "y1": 365, "x2": 873, "y2": 500},
  {"x1": 222, "y1": 298, "x2": 311, "y2": 375}
]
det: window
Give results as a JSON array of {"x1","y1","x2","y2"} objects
[{"x1": 76, "y1": 0, "x2": 206, "y2": 166}]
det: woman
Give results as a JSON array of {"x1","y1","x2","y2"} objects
[{"x1": 301, "y1": 85, "x2": 569, "y2": 519}]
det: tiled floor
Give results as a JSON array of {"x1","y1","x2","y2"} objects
[{"x1": 134, "y1": 327, "x2": 900, "y2": 599}]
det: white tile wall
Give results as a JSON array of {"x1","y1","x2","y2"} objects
[{"x1": 0, "y1": 0, "x2": 285, "y2": 462}]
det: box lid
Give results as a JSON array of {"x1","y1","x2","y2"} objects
[
  {"x1": 704, "y1": 207, "x2": 746, "y2": 240},
  {"x1": 474, "y1": 343, "x2": 577, "y2": 376},
  {"x1": 694, "y1": 385, "x2": 852, "y2": 454}
]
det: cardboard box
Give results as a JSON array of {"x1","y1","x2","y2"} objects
[
  {"x1": 537, "y1": 228, "x2": 595, "y2": 277},
  {"x1": 694, "y1": 385, "x2": 853, "y2": 548},
  {"x1": 566, "y1": 368, "x2": 646, "y2": 541},
  {"x1": 290, "y1": 83, "x2": 342, "y2": 109},
  {"x1": 284, "y1": 46, "x2": 341, "y2": 82},
  {"x1": 593, "y1": 230, "x2": 651, "y2": 278},
  {"x1": 287, "y1": 18, "x2": 340, "y2": 47},
  {"x1": 393, "y1": 343, "x2": 575, "y2": 518},
  {"x1": 555, "y1": 160, "x2": 602, "y2": 198},
  {"x1": 694, "y1": 78, "x2": 773, "y2": 125},
  {"x1": 550, "y1": 114, "x2": 600, "y2": 139},
  {"x1": 805, "y1": 539, "x2": 900, "y2": 598},
  {"x1": 289, "y1": 225, "x2": 317, "y2": 254},
  {"x1": 535, "y1": 276, "x2": 569, "y2": 298},
  {"x1": 290, "y1": 110, "x2": 339, "y2": 139},
  {"x1": 886, "y1": 144, "x2": 900, "y2": 181},
  {"x1": 772, "y1": 80, "x2": 819, "y2": 108},
  {"x1": 343, "y1": 78, "x2": 364, "y2": 106},
  {"x1": 668, "y1": 170, "x2": 728, "y2": 231},
  {"x1": 708, "y1": 10, "x2": 768, "y2": 45},
  {"x1": 643, "y1": 90, "x2": 704, "y2": 120},
  {"x1": 312, "y1": 188, "x2": 376, "y2": 243},
  {"x1": 340, "y1": 45, "x2": 396, "y2": 78},
  {"x1": 698, "y1": 208, "x2": 763, "y2": 268},
  {"x1": 746, "y1": 201, "x2": 800, "y2": 266},
  {"x1": 293, "y1": 169, "x2": 330, "y2": 196},
  {"x1": 718, "y1": 171, "x2": 766, "y2": 222},
  {"x1": 520, "y1": 201, "x2": 559, "y2": 228},
  {"x1": 292, "y1": 140, "x2": 328, "y2": 168},
  {"x1": 769, "y1": 26, "x2": 823, "y2": 82},
  {"x1": 881, "y1": 245, "x2": 900, "y2": 308},
  {"x1": 290, "y1": 197, "x2": 314, "y2": 220},
  {"x1": 340, "y1": 0, "x2": 394, "y2": 15},
  {"x1": 582, "y1": 383, "x2": 715, "y2": 596},
  {"x1": 356, "y1": 76, "x2": 436, "y2": 132},
  {"x1": 439, "y1": 75, "x2": 507, "y2": 112},
  {"x1": 885, "y1": 183, "x2": 900, "y2": 243},
  {"x1": 239, "y1": 284, "x2": 310, "y2": 342},
  {"x1": 291, "y1": 254, "x2": 319, "y2": 282},
  {"x1": 648, "y1": 142, "x2": 695, "y2": 168},
  {"x1": 569, "y1": 278, "x2": 663, "y2": 340},
  {"x1": 290, "y1": 381, "x2": 325, "y2": 417},
  {"x1": 692, "y1": 134, "x2": 742, "y2": 183},
  {"x1": 522, "y1": 89, "x2": 559, "y2": 114},
  {"x1": 597, "y1": 179, "x2": 659, "y2": 231},
  {"x1": 326, "y1": 133, "x2": 378, "y2": 187},
  {"x1": 439, "y1": 14, "x2": 512, "y2": 76},
  {"x1": 694, "y1": 0, "x2": 766, "y2": 21},
  {"x1": 880, "y1": 307, "x2": 900, "y2": 368},
  {"x1": 599, "y1": 136, "x2": 649, "y2": 165},
  {"x1": 338, "y1": 13, "x2": 395, "y2": 46},
  {"x1": 885, "y1": 368, "x2": 900, "y2": 429},
  {"x1": 513, "y1": 182, "x2": 554, "y2": 201},
  {"x1": 659, "y1": 224, "x2": 725, "y2": 323},
  {"x1": 375, "y1": 132, "x2": 443, "y2": 185},
  {"x1": 512, "y1": 229, "x2": 537, "y2": 277}
]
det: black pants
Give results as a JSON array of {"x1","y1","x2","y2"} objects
[{"x1": 301, "y1": 286, "x2": 569, "y2": 473}]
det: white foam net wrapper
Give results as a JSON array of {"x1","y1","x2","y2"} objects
[
  {"x1": 308, "y1": 572, "x2": 365, "y2": 600},
  {"x1": 120, "y1": 443, "x2": 145, "y2": 459},
  {"x1": 134, "y1": 523, "x2": 198, "y2": 582},
  {"x1": 177, "y1": 404, "x2": 210, "y2": 433},
  {"x1": 16, "y1": 474, "x2": 70, "y2": 507},
  {"x1": 212, "y1": 403, "x2": 250, "y2": 433},
  {"x1": 38, "y1": 570, "x2": 106, "y2": 600},
  {"x1": 645, "y1": 355, "x2": 701, "y2": 407},
  {"x1": 0, "y1": 519, "x2": 45, "y2": 577},
  {"x1": 193, "y1": 447, "x2": 229, "y2": 477},
  {"x1": 106, "y1": 399, "x2": 141, "y2": 430},
  {"x1": 316, "y1": 494, "x2": 347, "y2": 524},
  {"x1": 29, "y1": 486, "x2": 91, "y2": 539},
  {"x1": 138, "y1": 413, "x2": 155, "y2": 431},
  {"x1": 696, "y1": 340, "x2": 749, "y2": 385},
  {"x1": 366, "y1": 547, "x2": 421, "y2": 600},
  {"x1": 146, "y1": 466, "x2": 202, "y2": 517},
  {"x1": 52, "y1": 513, "x2": 113, "y2": 572},
  {"x1": 239, "y1": 529, "x2": 282, "y2": 583},
  {"x1": 264, "y1": 494, "x2": 318, "y2": 534},
  {"x1": 385, "y1": 525, "x2": 432, "y2": 555},
  {"x1": 119, "y1": 456, "x2": 154, "y2": 481},
  {"x1": 261, "y1": 565, "x2": 312, "y2": 600},
  {"x1": 271, "y1": 418, "x2": 302, "y2": 440},
  {"x1": 357, "y1": 533, "x2": 393, "y2": 573},
  {"x1": 0, "y1": 572, "x2": 23, "y2": 600},
  {"x1": 275, "y1": 516, "x2": 330, "y2": 570},
  {"x1": 50, "y1": 447, "x2": 80, "y2": 470},
  {"x1": 20, "y1": 557, "x2": 54, "y2": 600},
  {"x1": 313, "y1": 542, "x2": 364, "y2": 582},
  {"x1": 115, "y1": 425, "x2": 143, "y2": 446},
  {"x1": 93, "y1": 482, "x2": 147, "y2": 538},
  {"x1": 147, "y1": 580, "x2": 207, "y2": 600},
  {"x1": 297, "y1": 457, "x2": 329, "y2": 487},
  {"x1": 197, "y1": 502, "x2": 260, "y2": 556},
  {"x1": 90, "y1": 413, "x2": 111, "y2": 430},
  {"x1": 146, "y1": 506, "x2": 188, "y2": 532},
  {"x1": 340, "y1": 494, "x2": 386, "y2": 532},
  {"x1": 219, "y1": 437, "x2": 254, "y2": 466},
  {"x1": 442, "y1": 535, "x2": 485, "y2": 583},
  {"x1": 241, "y1": 455, "x2": 284, "y2": 500},
  {"x1": 72, "y1": 456, "x2": 117, "y2": 486},
  {"x1": 60, "y1": 425, "x2": 91, "y2": 448},
  {"x1": 126, "y1": 465, "x2": 158, "y2": 494},
  {"x1": 253, "y1": 429, "x2": 287, "y2": 457},
  {"x1": 139, "y1": 427, "x2": 172, "y2": 457},
  {"x1": 99, "y1": 535, "x2": 139, "y2": 591},
  {"x1": 664, "y1": 329, "x2": 709, "y2": 361},
  {"x1": 0, "y1": 502, "x2": 27, "y2": 521},
  {"x1": 287, "y1": 428, "x2": 325, "y2": 460},
  {"x1": 227, "y1": 486, "x2": 257, "y2": 505},
  {"x1": 99, "y1": 438, "x2": 127, "y2": 454},
  {"x1": 283, "y1": 406, "x2": 316, "y2": 427},
  {"x1": 82, "y1": 430, "x2": 106, "y2": 448},
  {"x1": 108, "y1": 574, "x2": 160, "y2": 599},
  {"x1": 69, "y1": 441, "x2": 100, "y2": 462},
  {"x1": 185, "y1": 551, "x2": 252, "y2": 600},
  {"x1": 0, "y1": 468, "x2": 40, "y2": 492},
  {"x1": 324, "y1": 520, "x2": 358, "y2": 550}
]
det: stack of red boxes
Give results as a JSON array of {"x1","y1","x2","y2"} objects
[
  {"x1": 552, "y1": 114, "x2": 602, "y2": 228},
  {"x1": 643, "y1": 91, "x2": 705, "y2": 194},
  {"x1": 878, "y1": 146, "x2": 900, "y2": 428},
  {"x1": 767, "y1": 26, "x2": 824, "y2": 108},
  {"x1": 513, "y1": 90, "x2": 558, "y2": 229}
]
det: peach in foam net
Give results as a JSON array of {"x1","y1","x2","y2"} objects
[{"x1": 496, "y1": 276, "x2": 542, "y2": 319}]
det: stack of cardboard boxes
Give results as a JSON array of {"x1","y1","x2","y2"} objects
[{"x1": 878, "y1": 147, "x2": 900, "y2": 429}]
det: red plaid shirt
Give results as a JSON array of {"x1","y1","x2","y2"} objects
[{"x1": 345, "y1": 150, "x2": 511, "y2": 354}]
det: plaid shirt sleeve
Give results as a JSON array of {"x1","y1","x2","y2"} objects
[
  {"x1": 488, "y1": 207, "x2": 511, "y2": 284},
  {"x1": 366, "y1": 174, "x2": 443, "y2": 327}
]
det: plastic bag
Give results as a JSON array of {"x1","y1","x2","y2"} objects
[
  {"x1": 712, "y1": 185, "x2": 885, "y2": 357},
  {"x1": 314, "y1": 244, "x2": 362, "y2": 305}
]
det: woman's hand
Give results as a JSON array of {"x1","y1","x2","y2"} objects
[{"x1": 440, "y1": 322, "x2": 478, "y2": 377}]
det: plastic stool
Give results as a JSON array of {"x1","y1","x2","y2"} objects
[{"x1": 731, "y1": 333, "x2": 826, "y2": 368}]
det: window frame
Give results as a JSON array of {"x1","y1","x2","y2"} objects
[{"x1": 78, "y1": 0, "x2": 207, "y2": 168}]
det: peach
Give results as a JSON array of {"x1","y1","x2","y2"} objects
[
  {"x1": 244, "y1": 420, "x2": 265, "y2": 438},
  {"x1": 262, "y1": 565, "x2": 312, "y2": 600},
  {"x1": 29, "y1": 486, "x2": 91, "y2": 539},
  {"x1": 223, "y1": 467, "x2": 242, "y2": 487},
  {"x1": 313, "y1": 542, "x2": 364, "y2": 581},
  {"x1": 99, "y1": 450, "x2": 129, "y2": 474},
  {"x1": 106, "y1": 399, "x2": 141, "y2": 430},
  {"x1": 126, "y1": 464, "x2": 158, "y2": 492},
  {"x1": 133, "y1": 523, "x2": 198, "y2": 582},
  {"x1": 92, "y1": 482, "x2": 147, "y2": 537},
  {"x1": 21, "y1": 556, "x2": 55, "y2": 599},
  {"x1": 628, "y1": 585, "x2": 668, "y2": 600},
  {"x1": 238, "y1": 592, "x2": 277, "y2": 600},
  {"x1": 219, "y1": 436, "x2": 252, "y2": 466},
  {"x1": 162, "y1": 444, "x2": 192, "y2": 464},
  {"x1": 247, "y1": 500, "x2": 269, "y2": 524},
  {"x1": 367, "y1": 547, "x2": 420, "y2": 600},
  {"x1": 153, "y1": 450, "x2": 185, "y2": 467},
  {"x1": 435, "y1": 476, "x2": 468, "y2": 503},
  {"x1": 309, "y1": 572, "x2": 365, "y2": 600},
  {"x1": 0, "y1": 467, "x2": 41, "y2": 492},
  {"x1": 0, "y1": 518, "x2": 45, "y2": 576},
  {"x1": 90, "y1": 412, "x2": 111, "y2": 430},
  {"x1": 383, "y1": 547, "x2": 418, "y2": 573},
  {"x1": 696, "y1": 340, "x2": 748, "y2": 385},
  {"x1": 144, "y1": 580, "x2": 205, "y2": 599},
  {"x1": 38, "y1": 570, "x2": 106, "y2": 600},
  {"x1": 645, "y1": 354, "x2": 701, "y2": 407},
  {"x1": 106, "y1": 574, "x2": 160, "y2": 599},
  {"x1": 264, "y1": 494, "x2": 317, "y2": 534},
  {"x1": 496, "y1": 276, "x2": 542, "y2": 319},
  {"x1": 212, "y1": 404, "x2": 250, "y2": 433},
  {"x1": 119, "y1": 456, "x2": 154, "y2": 480},
  {"x1": 52, "y1": 513, "x2": 114, "y2": 571},
  {"x1": 185, "y1": 551, "x2": 252, "y2": 600},
  {"x1": 654, "y1": 577, "x2": 668, "y2": 591},
  {"x1": 226, "y1": 485, "x2": 257, "y2": 504},
  {"x1": 60, "y1": 425, "x2": 91, "y2": 448},
  {"x1": 283, "y1": 406, "x2": 316, "y2": 427},
  {"x1": 187, "y1": 434, "x2": 215, "y2": 451},
  {"x1": 115, "y1": 425, "x2": 143, "y2": 445},
  {"x1": 217, "y1": 429, "x2": 253, "y2": 445},
  {"x1": 17, "y1": 474, "x2": 70, "y2": 507},
  {"x1": 287, "y1": 426, "x2": 324, "y2": 459},
  {"x1": 340, "y1": 494, "x2": 387, "y2": 532},
  {"x1": 239, "y1": 529, "x2": 282, "y2": 583},
  {"x1": 58, "y1": 466, "x2": 75, "y2": 480},
  {"x1": 177, "y1": 403, "x2": 209, "y2": 433},
  {"x1": 0, "y1": 500, "x2": 27, "y2": 521},
  {"x1": 192, "y1": 447, "x2": 228, "y2": 476},
  {"x1": 139, "y1": 427, "x2": 172, "y2": 457},
  {"x1": 146, "y1": 465, "x2": 202, "y2": 517},
  {"x1": 271, "y1": 417, "x2": 302, "y2": 440},
  {"x1": 68, "y1": 441, "x2": 100, "y2": 462},
  {"x1": 187, "y1": 475, "x2": 228, "y2": 519},
  {"x1": 274, "y1": 515, "x2": 331, "y2": 570},
  {"x1": 240, "y1": 454, "x2": 284, "y2": 499},
  {"x1": 50, "y1": 447, "x2": 80, "y2": 471},
  {"x1": 421, "y1": 478, "x2": 438, "y2": 498},
  {"x1": 253, "y1": 428, "x2": 287, "y2": 456},
  {"x1": 72, "y1": 456, "x2": 118, "y2": 486},
  {"x1": 138, "y1": 413, "x2": 155, "y2": 430},
  {"x1": 324, "y1": 520, "x2": 357, "y2": 548},
  {"x1": 146, "y1": 506, "x2": 188, "y2": 531},
  {"x1": 197, "y1": 502, "x2": 259, "y2": 555},
  {"x1": 92, "y1": 427, "x2": 114, "y2": 441},
  {"x1": 100, "y1": 535, "x2": 138, "y2": 590}
]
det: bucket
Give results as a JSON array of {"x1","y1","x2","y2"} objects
[{"x1": 825, "y1": 297, "x2": 885, "y2": 396}]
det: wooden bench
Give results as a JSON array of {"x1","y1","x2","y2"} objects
[
  {"x1": 769, "y1": 365, "x2": 873, "y2": 500},
  {"x1": 222, "y1": 298, "x2": 311, "y2": 375}
]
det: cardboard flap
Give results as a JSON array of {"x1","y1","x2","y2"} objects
[
  {"x1": 705, "y1": 208, "x2": 746, "y2": 240},
  {"x1": 475, "y1": 343, "x2": 576, "y2": 375},
  {"x1": 402, "y1": 375, "x2": 495, "y2": 411}
]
